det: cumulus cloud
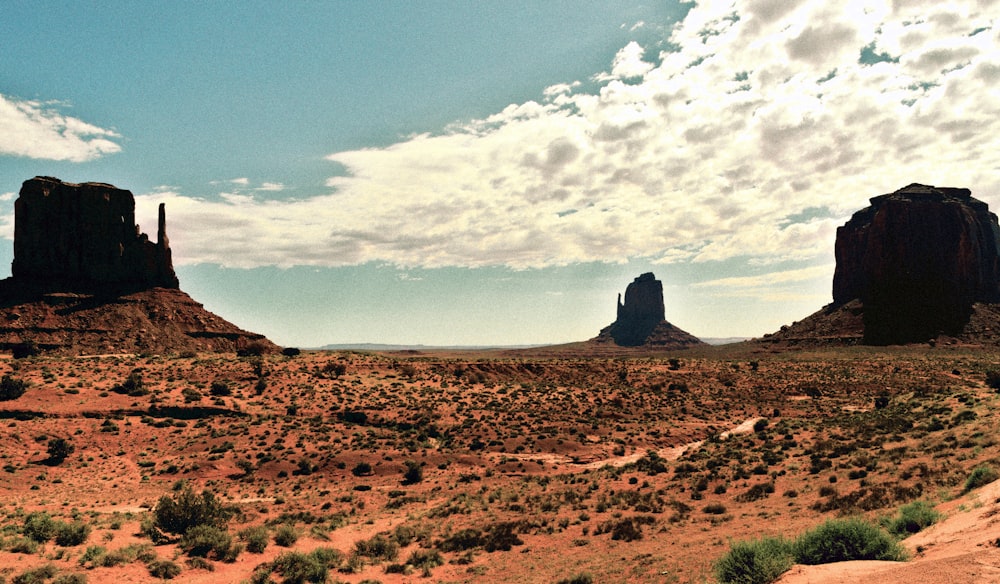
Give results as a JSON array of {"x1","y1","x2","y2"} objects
[
  {"x1": 0, "y1": 94, "x2": 121, "y2": 161},
  {"x1": 135, "y1": 0, "x2": 1000, "y2": 272}
]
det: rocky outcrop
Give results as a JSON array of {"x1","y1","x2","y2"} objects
[
  {"x1": 595, "y1": 273, "x2": 704, "y2": 348},
  {"x1": 833, "y1": 184, "x2": 1000, "y2": 344},
  {"x1": 0, "y1": 176, "x2": 276, "y2": 355},
  {"x1": 12, "y1": 176, "x2": 178, "y2": 293}
]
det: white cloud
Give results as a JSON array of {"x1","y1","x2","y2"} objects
[
  {"x1": 0, "y1": 94, "x2": 121, "y2": 162},
  {"x1": 135, "y1": 0, "x2": 1000, "y2": 273}
]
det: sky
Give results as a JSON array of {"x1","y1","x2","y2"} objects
[{"x1": 1, "y1": 1, "x2": 999, "y2": 347}]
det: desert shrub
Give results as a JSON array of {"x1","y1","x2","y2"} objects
[
  {"x1": 964, "y1": 464, "x2": 999, "y2": 492},
  {"x1": 556, "y1": 575, "x2": 594, "y2": 584},
  {"x1": 54, "y1": 521, "x2": 91, "y2": 546},
  {"x1": 23, "y1": 511, "x2": 57, "y2": 542},
  {"x1": 186, "y1": 556, "x2": 214, "y2": 571},
  {"x1": 352, "y1": 461, "x2": 373, "y2": 476},
  {"x1": 209, "y1": 380, "x2": 232, "y2": 396},
  {"x1": 270, "y1": 548, "x2": 341, "y2": 584},
  {"x1": 78, "y1": 545, "x2": 106, "y2": 566},
  {"x1": 0, "y1": 374, "x2": 28, "y2": 400},
  {"x1": 240, "y1": 525, "x2": 269, "y2": 553},
  {"x1": 282, "y1": 347, "x2": 301, "y2": 357},
  {"x1": 152, "y1": 483, "x2": 234, "y2": 537},
  {"x1": 405, "y1": 548, "x2": 444, "y2": 571},
  {"x1": 437, "y1": 528, "x2": 484, "y2": 552},
  {"x1": 884, "y1": 501, "x2": 941, "y2": 537},
  {"x1": 793, "y1": 518, "x2": 906, "y2": 564},
  {"x1": 111, "y1": 370, "x2": 148, "y2": 396},
  {"x1": 353, "y1": 533, "x2": 399, "y2": 562},
  {"x1": 703, "y1": 503, "x2": 728, "y2": 515},
  {"x1": 634, "y1": 450, "x2": 669, "y2": 475},
  {"x1": 487, "y1": 522, "x2": 528, "y2": 551},
  {"x1": 714, "y1": 536, "x2": 794, "y2": 584},
  {"x1": 52, "y1": 574, "x2": 88, "y2": 584},
  {"x1": 402, "y1": 460, "x2": 423, "y2": 484},
  {"x1": 12, "y1": 564, "x2": 58, "y2": 584},
  {"x1": 273, "y1": 524, "x2": 300, "y2": 547},
  {"x1": 47, "y1": 437, "x2": 75, "y2": 463},
  {"x1": 736, "y1": 482, "x2": 775, "y2": 502},
  {"x1": 179, "y1": 525, "x2": 236, "y2": 560},
  {"x1": 147, "y1": 559, "x2": 183, "y2": 579},
  {"x1": 7, "y1": 536, "x2": 39, "y2": 554},
  {"x1": 986, "y1": 369, "x2": 1000, "y2": 390}
]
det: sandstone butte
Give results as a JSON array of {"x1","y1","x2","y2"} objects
[
  {"x1": 0, "y1": 176, "x2": 276, "y2": 355},
  {"x1": 593, "y1": 272, "x2": 706, "y2": 349},
  {"x1": 762, "y1": 183, "x2": 1000, "y2": 346}
]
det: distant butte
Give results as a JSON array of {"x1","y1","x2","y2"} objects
[
  {"x1": 0, "y1": 177, "x2": 276, "y2": 355},
  {"x1": 593, "y1": 272, "x2": 705, "y2": 349},
  {"x1": 763, "y1": 183, "x2": 1000, "y2": 346}
]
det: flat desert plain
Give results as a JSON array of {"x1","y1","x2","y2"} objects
[{"x1": 1, "y1": 344, "x2": 999, "y2": 583}]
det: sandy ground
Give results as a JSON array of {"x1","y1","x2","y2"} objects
[{"x1": 777, "y1": 479, "x2": 1000, "y2": 584}]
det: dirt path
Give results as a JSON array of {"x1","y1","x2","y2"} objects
[{"x1": 489, "y1": 417, "x2": 764, "y2": 471}]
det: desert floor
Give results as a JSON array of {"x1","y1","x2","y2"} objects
[{"x1": 1, "y1": 343, "x2": 999, "y2": 583}]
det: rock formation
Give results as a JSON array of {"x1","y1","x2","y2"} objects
[
  {"x1": 763, "y1": 183, "x2": 1000, "y2": 346},
  {"x1": 12, "y1": 176, "x2": 179, "y2": 292},
  {"x1": 0, "y1": 177, "x2": 275, "y2": 355},
  {"x1": 594, "y1": 273, "x2": 705, "y2": 348},
  {"x1": 834, "y1": 184, "x2": 1000, "y2": 344}
]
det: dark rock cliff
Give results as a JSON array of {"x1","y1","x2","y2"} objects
[
  {"x1": 832, "y1": 183, "x2": 1000, "y2": 344},
  {"x1": 12, "y1": 176, "x2": 179, "y2": 293}
]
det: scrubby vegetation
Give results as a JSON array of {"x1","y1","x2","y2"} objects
[{"x1": 0, "y1": 348, "x2": 998, "y2": 581}]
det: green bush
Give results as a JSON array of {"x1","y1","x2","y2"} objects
[
  {"x1": 53, "y1": 574, "x2": 88, "y2": 584},
  {"x1": 12, "y1": 564, "x2": 58, "y2": 584},
  {"x1": 147, "y1": 559, "x2": 183, "y2": 579},
  {"x1": 352, "y1": 533, "x2": 399, "y2": 562},
  {"x1": 23, "y1": 511, "x2": 56, "y2": 542},
  {"x1": 0, "y1": 374, "x2": 28, "y2": 400},
  {"x1": 111, "y1": 371, "x2": 148, "y2": 396},
  {"x1": 239, "y1": 525, "x2": 269, "y2": 553},
  {"x1": 405, "y1": 548, "x2": 444, "y2": 571},
  {"x1": 793, "y1": 518, "x2": 906, "y2": 564},
  {"x1": 557, "y1": 575, "x2": 594, "y2": 584},
  {"x1": 153, "y1": 483, "x2": 234, "y2": 536},
  {"x1": 884, "y1": 501, "x2": 941, "y2": 537},
  {"x1": 270, "y1": 549, "x2": 341, "y2": 584},
  {"x1": 179, "y1": 525, "x2": 236, "y2": 560},
  {"x1": 714, "y1": 536, "x2": 794, "y2": 584},
  {"x1": 273, "y1": 524, "x2": 300, "y2": 547},
  {"x1": 47, "y1": 438, "x2": 75, "y2": 463},
  {"x1": 54, "y1": 521, "x2": 91, "y2": 546},
  {"x1": 964, "y1": 464, "x2": 999, "y2": 492}
]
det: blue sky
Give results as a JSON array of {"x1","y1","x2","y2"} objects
[{"x1": 2, "y1": 1, "x2": 999, "y2": 347}]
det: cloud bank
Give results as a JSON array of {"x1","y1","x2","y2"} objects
[
  {"x1": 139, "y1": 0, "x2": 1000, "y2": 272},
  {"x1": 0, "y1": 94, "x2": 121, "y2": 162}
]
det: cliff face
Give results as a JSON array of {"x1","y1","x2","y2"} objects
[
  {"x1": 833, "y1": 184, "x2": 1000, "y2": 344},
  {"x1": 0, "y1": 177, "x2": 276, "y2": 355},
  {"x1": 596, "y1": 273, "x2": 704, "y2": 348},
  {"x1": 12, "y1": 176, "x2": 179, "y2": 292}
]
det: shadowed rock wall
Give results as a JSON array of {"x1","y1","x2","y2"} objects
[
  {"x1": 12, "y1": 176, "x2": 179, "y2": 292},
  {"x1": 832, "y1": 183, "x2": 1000, "y2": 344}
]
